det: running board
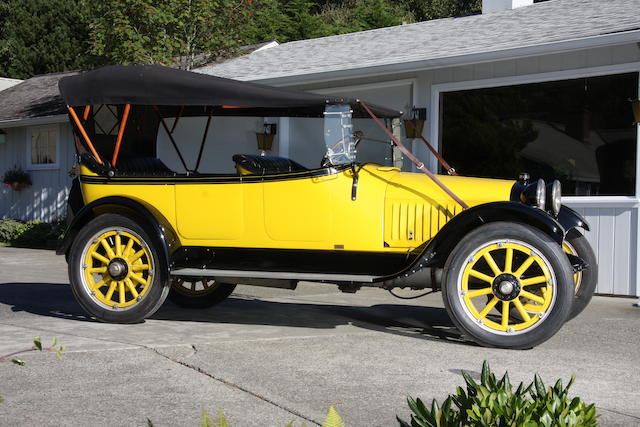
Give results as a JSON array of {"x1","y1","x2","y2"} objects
[{"x1": 170, "y1": 268, "x2": 380, "y2": 283}]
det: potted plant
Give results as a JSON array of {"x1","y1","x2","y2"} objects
[{"x1": 2, "y1": 165, "x2": 31, "y2": 191}]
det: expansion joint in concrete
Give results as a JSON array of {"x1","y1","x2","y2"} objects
[{"x1": 150, "y1": 346, "x2": 321, "y2": 426}]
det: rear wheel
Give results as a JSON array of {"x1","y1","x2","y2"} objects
[
  {"x1": 68, "y1": 214, "x2": 170, "y2": 323},
  {"x1": 169, "y1": 278, "x2": 236, "y2": 309},
  {"x1": 441, "y1": 222, "x2": 573, "y2": 349}
]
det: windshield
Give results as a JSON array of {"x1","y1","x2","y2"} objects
[{"x1": 323, "y1": 104, "x2": 356, "y2": 166}]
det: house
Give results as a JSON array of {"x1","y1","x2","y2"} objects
[
  {"x1": 196, "y1": 0, "x2": 640, "y2": 297},
  {"x1": 0, "y1": 71, "x2": 78, "y2": 221},
  {"x1": 0, "y1": 0, "x2": 638, "y2": 296}
]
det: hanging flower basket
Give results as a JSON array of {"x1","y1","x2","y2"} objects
[
  {"x1": 8, "y1": 181, "x2": 30, "y2": 191},
  {"x1": 2, "y1": 165, "x2": 31, "y2": 192}
]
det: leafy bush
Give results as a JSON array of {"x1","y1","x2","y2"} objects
[
  {"x1": 0, "y1": 219, "x2": 27, "y2": 243},
  {"x1": 398, "y1": 361, "x2": 597, "y2": 427},
  {"x1": 0, "y1": 218, "x2": 66, "y2": 248},
  {"x1": 2, "y1": 165, "x2": 31, "y2": 185}
]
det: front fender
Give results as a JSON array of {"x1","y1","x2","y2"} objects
[
  {"x1": 384, "y1": 202, "x2": 566, "y2": 281},
  {"x1": 57, "y1": 197, "x2": 177, "y2": 269},
  {"x1": 557, "y1": 205, "x2": 590, "y2": 232}
]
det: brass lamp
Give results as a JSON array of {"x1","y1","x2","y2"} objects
[
  {"x1": 633, "y1": 99, "x2": 640, "y2": 124},
  {"x1": 256, "y1": 123, "x2": 277, "y2": 154},
  {"x1": 404, "y1": 108, "x2": 426, "y2": 139}
]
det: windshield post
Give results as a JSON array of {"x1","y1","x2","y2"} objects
[{"x1": 323, "y1": 104, "x2": 356, "y2": 166}]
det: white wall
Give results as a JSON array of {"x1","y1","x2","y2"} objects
[
  {"x1": 0, "y1": 122, "x2": 74, "y2": 222},
  {"x1": 157, "y1": 116, "x2": 264, "y2": 174}
]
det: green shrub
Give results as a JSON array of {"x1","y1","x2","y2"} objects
[
  {"x1": 0, "y1": 218, "x2": 66, "y2": 248},
  {"x1": 0, "y1": 219, "x2": 27, "y2": 243},
  {"x1": 398, "y1": 361, "x2": 597, "y2": 427}
]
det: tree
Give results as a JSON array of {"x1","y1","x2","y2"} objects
[
  {"x1": 0, "y1": 0, "x2": 97, "y2": 79},
  {"x1": 89, "y1": 0, "x2": 250, "y2": 69},
  {"x1": 398, "y1": 0, "x2": 481, "y2": 22}
]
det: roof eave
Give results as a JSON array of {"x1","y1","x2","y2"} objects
[
  {"x1": 0, "y1": 114, "x2": 68, "y2": 128},
  {"x1": 241, "y1": 29, "x2": 640, "y2": 86}
]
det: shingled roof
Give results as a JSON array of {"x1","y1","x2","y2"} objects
[
  {"x1": 196, "y1": 0, "x2": 640, "y2": 82},
  {"x1": 0, "y1": 71, "x2": 78, "y2": 124}
]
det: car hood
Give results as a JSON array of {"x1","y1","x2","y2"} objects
[{"x1": 385, "y1": 170, "x2": 515, "y2": 207}]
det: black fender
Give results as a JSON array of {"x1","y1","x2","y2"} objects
[
  {"x1": 382, "y1": 202, "x2": 567, "y2": 282},
  {"x1": 57, "y1": 197, "x2": 178, "y2": 272},
  {"x1": 557, "y1": 205, "x2": 590, "y2": 233}
]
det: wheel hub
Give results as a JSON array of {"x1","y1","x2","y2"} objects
[
  {"x1": 107, "y1": 258, "x2": 129, "y2": 281},
  {"x1": 492, "y1": 273, "x2": 521, "y2": 301}
]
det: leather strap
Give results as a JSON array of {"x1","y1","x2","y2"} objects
[
  {"x1": 418, "y1": 135, "x2": 458, "y2": 176},
  {"x1": 358, "y1": 101, "x2": 469, "y2": 210}
]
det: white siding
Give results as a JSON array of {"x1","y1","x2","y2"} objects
[
  {"x1": 568, "y1": 204, "x2": 638, "y2": 296},
  {"x1": 0, "y1": 122, "x2": 74, "y2": 221}
]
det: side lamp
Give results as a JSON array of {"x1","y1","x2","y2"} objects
[
  {"x1": 403, "y1": 107, "x2": 426, "y2": 139},
  {"x1": 256, "y1": 123, "x2": 277, "y2": 155}
]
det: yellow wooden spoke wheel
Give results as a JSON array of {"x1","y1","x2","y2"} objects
[
  {"x1": 172, "y1": 278, "x2": 218, "y2": 296},
  {"x1": 441, "y1": 222, "x2": 574, "y2": 349},
  {"x1": 68, "y1": 214, "x2": 170, "y2": 323},
  {"x1": 168, "y1": 277, "x2": 237, "y2": 309},
  {"x1": 459, "y1": 240, "x2": 556, "y2": 335},
  {"x1": 562, "y1": 240, "x2": 582, "y2": 292},
  {"x1": 81, "y1": 229, "x2": 154, "y2": 309}
]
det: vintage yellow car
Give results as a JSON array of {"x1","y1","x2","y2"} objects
[{"x1": 57, "y1": 65, "x2": 596, "y2": 349}]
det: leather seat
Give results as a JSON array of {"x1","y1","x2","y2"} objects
[
  {"x1": 115, "y1": 157, "x2": 174, "y2": 176},
  {"x1": 232, "y1": 154, "x2": 307, "y2": 175}
]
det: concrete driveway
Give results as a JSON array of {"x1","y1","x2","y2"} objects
[{"x1": 0, "y1": 246, "x2": 639, "y2": 426}]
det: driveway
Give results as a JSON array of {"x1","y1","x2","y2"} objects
[{"x1": 0, "y1": 246, "x2": 639, "y2": 426}]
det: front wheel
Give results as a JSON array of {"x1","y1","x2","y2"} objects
[
  {"x1": 68, "y1": 214, "x2": 170, "y2": 323},
  {"x1": 441, "y1": 222, "x2": 574, "y2": 349}
]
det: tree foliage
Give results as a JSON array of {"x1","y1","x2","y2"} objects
[
  {"x1": 0, "y1": 0, "x2": 483, "y2": 79},
  {"x1": 0, "y1": 0, "x2": 97, "y2": 79},
  {"x1": 89, "y1": 0, "x2": 250, "y2": 69}
]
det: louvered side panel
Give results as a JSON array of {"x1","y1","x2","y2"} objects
[{"x1": 384, "y1": 200, "x2": 458, "y2": 248}]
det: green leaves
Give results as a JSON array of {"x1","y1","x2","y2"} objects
[
  {"x1": 398, "y1": 361, "x2": 598, "y2": 427},
  {"x1": 322, "y1": 405, "x2": 345, "y2": 427},
  {"x1": 200, "y1": 408, "x2": 229, "y2": 427}
]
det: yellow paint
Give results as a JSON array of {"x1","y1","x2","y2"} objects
[{"x1": 79, "y1": 164, "x2": 515, "y2": 253}]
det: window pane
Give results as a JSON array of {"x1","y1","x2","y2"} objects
[
  {"x1": 440, "y1": 73, "x2": 639, "y2": 196},
  {"x1": 31, "y1": 129, "x2": 57, "y2": 165}
]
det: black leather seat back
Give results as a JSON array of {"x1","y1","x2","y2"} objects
[
  {"x1": 115, "y1": 157, "x2": 174, "y2": 176},
  {"x1": 232, "y1": 154, "x2": 308, "y2": 175}
]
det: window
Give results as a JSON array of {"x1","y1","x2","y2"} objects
[
  {"x1": 440, "y1": 73, "x2": 639, "y2": 196},
  {"x1": 27, "y1": 125, "x2": 59, "y2": 169}
]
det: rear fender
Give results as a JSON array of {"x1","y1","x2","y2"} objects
[{"x1": 57, "y1": 197, "x2": 178, "y2": 270}]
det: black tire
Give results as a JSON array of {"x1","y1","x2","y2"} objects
[
  {"x1": 564, "y1": 229, "x2": 598, "y2": 321},
  {"x1": 441, "y1": 222, "x2": 574, "y2": 349},
  {"x1": 168, "y1": 278, "x2": 236, "y2": 309},
  {"x1": 68, "y1": 213, "x2": 170, "y2": 323}
]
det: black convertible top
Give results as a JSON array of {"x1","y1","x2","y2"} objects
[{"x1": 58, "y1": 65, "x2": 401, "y2": 118}]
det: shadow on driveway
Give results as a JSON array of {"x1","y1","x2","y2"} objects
[{"x1": 0, "y1": 282, "x2": 473, "y2": 346}]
